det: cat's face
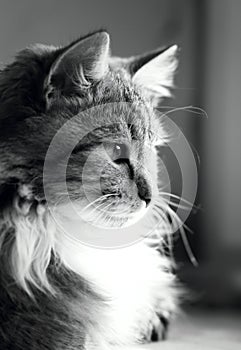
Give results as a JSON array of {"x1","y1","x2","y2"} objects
[
  {"x1": 55, "y1": 101, "x2": 160, "y2": 228},
  {"x1": 0, "y1": 31, "x2": 178, "y2": 230}
]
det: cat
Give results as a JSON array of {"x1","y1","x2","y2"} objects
[{"x1": 0, "y1": 31, "x2": 179, "y2": 349}]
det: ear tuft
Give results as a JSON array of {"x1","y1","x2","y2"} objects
[
  {"x1": 45, "y1": 31, "x2": 110, "y2": 101},
  {"x1": 132, "y1": 45, "x2": 179, "y2": 104},
  {"x1": 87, "y1": 31, "x2": 110, "y2": 80}
]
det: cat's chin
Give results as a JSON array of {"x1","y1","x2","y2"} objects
[
  {"x1": 84, "y1": 200, "x2": 148, "y2": 229},
  {"x1": 51, "y1": 200, "x2": 148, "y2": 233},
  {"x1": 120, "y1": 201, "x2": 148, "y2": 228}
]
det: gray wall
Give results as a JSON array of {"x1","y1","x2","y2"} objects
[{"x1": 203, "y1": 0, "x2": 241, "y2": 250}]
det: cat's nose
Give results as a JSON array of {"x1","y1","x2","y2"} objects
[
  {"x1": 138, "y1": 192, "x2": 151, "y2": 206},
  {"x1": 136, "y1": 175, "x2": 152, "y2": 207}
]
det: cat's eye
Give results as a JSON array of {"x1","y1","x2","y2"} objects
[{"x1": 104, "y1": 142, "x2": 130, "y2": 162}]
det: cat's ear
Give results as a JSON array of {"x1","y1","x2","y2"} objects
[
  {"x1": 114, "y1": 45, "x2": 179, "y2": 106},
  {"x1": 132, "y1": 45, "x2": 178, "y2": 102},
  {"x1": 45, "y1": 31, "x2": 110, "y2": 101}
]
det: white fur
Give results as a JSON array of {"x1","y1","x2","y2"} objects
[
  {"x1": 4, "y1": 201, "x2": 55, "y2": 295},
  {"x1": 56, "y1": 231, "x2": 177, "y2": 346},
  {"x1": 133, "y1": 45, "x2": 178, "y2": 99},
  {"x1": 3, "y1": 195, "x2": 177, "y2": 347}
]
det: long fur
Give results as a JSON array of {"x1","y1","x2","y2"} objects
[
  {"x1": 0, "y1": 194, "x2": 178, "y2": 348},
  {"x1": 0, "y1": 31, "x2": 180, "y2": 349}
]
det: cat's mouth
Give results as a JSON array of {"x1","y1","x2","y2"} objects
[
  {"x1": 80, "y1": 199, "x2": 148, "y2": 229},
  {"x1": 50, "y1": 197, "x2": 154, "y2": 247},
  {"x1": 52, "y1": 196, "x2": 149, "y2": 231}
]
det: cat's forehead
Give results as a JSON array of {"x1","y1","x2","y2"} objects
[
  {"x1": 91, "y1": 71, "x2": 154, "y2": 120},
  {"x1": 0, "y1": 45, "x2": 158, "y2": 143},
  {"x1": 47, "y1": 65, "x2": 156, "y2": 132},
  {"x1": 84, "y1": 74, "x2": 156, "y2": 137}
]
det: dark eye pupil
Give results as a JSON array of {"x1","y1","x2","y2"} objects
[
  {"x1": 113, "y1": 143, "x2": 128, "y2": 160},
  {"x1": 114, "y1": 144, "x2": 122, "y2": 157}
]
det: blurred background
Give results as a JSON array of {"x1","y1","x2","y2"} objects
[{"x1": 0, "y1": 0, "x2": 241, "y2": 331}]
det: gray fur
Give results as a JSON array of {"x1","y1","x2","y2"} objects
[{"x1": 0, "y1": 31, "x2": 178, "y2": 349}]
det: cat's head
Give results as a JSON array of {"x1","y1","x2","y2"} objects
[{"x1": 0, "y1": 31, "x2": 178, "y2": 292}]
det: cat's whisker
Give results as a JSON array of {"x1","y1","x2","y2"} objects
[
  {"x1": 80, "y1": 194, "x2": 116, "y2": 214},
  {"x1": 84, "y1": 198, "x2": 114, "y2": 219},
  {"x1": 95, "y1": 197, "x2": 124, "y2": 228},
  {"x1": 101, "y1": 200, "x2": 123, "y2": 227},
  {"x1": 151, "y1": 197, "x2": 198, "y2": 266},
  {"x1": 159, "y1": 192, "x2": 201, "y2": 213},
  {"x1": 179, "y1": 225, "x2": 198, "y2": 266},
  {"x1": 150, "y1": 204, "x2": 177, "y2": 261},
  {"x1": 101, "y1": 213, "x2": 113, "y2": 228},
  {"x1": 94, "y1": 202, "x2": 114, "y2": 222},
  {"x1": 157, "y1": 105, "x2": 208, "y2": 119},
  {"x1": 157, "y1": 193, "x2": 193, "y2": 211},
  {"x1": 90, "y1": 201, "x2": 117, "y2": 227},
  {"x1": 155, "y1": 196, "x2": 194, "y2": 234}
]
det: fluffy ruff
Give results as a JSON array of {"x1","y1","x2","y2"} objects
[{"x1": 0, "y1": 195, "x2": 178, "y2": 350}]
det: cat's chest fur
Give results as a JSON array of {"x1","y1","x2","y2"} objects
[{"x1": 57, "y1": 235, "x2": 176, "y2": 346}]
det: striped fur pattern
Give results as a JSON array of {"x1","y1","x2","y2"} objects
[{"x1": 0, "y1": 31, "x2": 179, "y2": 349}]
